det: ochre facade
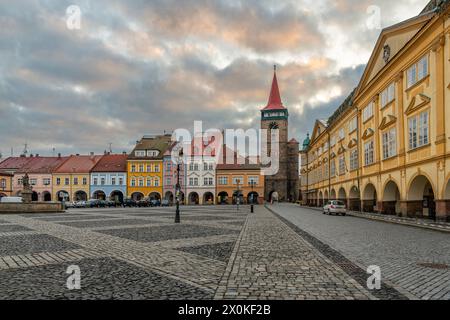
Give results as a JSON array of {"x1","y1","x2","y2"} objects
[{"x1": 300, "y1": 5, "x2": 450, "y2": 222}]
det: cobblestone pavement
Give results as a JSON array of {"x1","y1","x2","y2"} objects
[
  {"x1": 1, "y1": 204, "x2": 445, "y2": 300},
  {"x1": 269, "y1": 204, "x2": 450, "y2": 300},
  {"x1": 0, "y1": 206, "x2": 247, "y2": 299}
]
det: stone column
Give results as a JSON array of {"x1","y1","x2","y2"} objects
[
  {"x1": 400, "y1": 201, "x2": 423, "y2": 218},
  {"x1": 435, "y1": 200, "x2": 450, "y2": 222}
]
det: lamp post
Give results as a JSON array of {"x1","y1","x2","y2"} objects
[
  {"x1": 175, "y1": 149, "x2": 183, "y2": 223},
  {"x1": 249, "y1": 180, "x2": 256, "y2": 213}
]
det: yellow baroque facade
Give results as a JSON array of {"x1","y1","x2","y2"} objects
[
  {"x1": 126, "y1": 160, "x2": 163, "y2": 200},
  {"x1": 300, "y1": 4, "x2": 450, "y2": 222}
]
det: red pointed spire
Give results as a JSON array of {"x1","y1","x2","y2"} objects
[{"x1": 262, "y1": 65, "x2": 285, "y2": 110}]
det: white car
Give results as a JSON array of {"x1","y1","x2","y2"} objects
[{"x1": 323, "y1": 200, "x2": 347, "y2": 216}]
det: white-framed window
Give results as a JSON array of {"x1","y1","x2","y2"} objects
[
  {"x1": 131, "y1": 164, "x2": 136, "y2": 172},
  {"x1": 146, "y1": 164, "x2": 152, "y2": 172},
  {"x1": 364, "y1": 140, "x2": 374, "y2": 166},
  {"x1": 82, "y1": 177, "x2": 87, "y2": 185},
  {"x1": 194, "y1": 177, "x2": 198, "y2": 186},
  {"x1": 111, "y1": 177, "x2": 116, "y2": 185},
  {"x1": 407, "y1": 55, "x2": 429, "y2": 88},
  {"x1": 208, "y1": 163, "x2": 214, "y2": 171},
  {"x1": 203, "y1": 162, "x2": 208, "y2": 171},
  {"x1": 43, "y1": 178, "x2": 51, "y2": 186},
  {"x1": 0, "y1": 179, "x2": 5, "y2": 188},
  {"x1": 65, "y1": 178, "x2": 70, "y2": 185},
  {"x1": 381, "y1": 83, "x2": 395, "y2": 108},
  {"x1": 100, "y1": 177, "x2": 105, "y2": 185},
  {"x1": 166, "y1": 177, "x2": 172, "y2": 186},
  {"x1": 338, "y1": 128, "x2": 345, "y2": 140},
  {"x1": 362, "y1": 102, "x2": 374, "y2": 122},
  {"x1": 154, "y1": 178, "x2": 160, "y2": 187},
  {"x1": 218, "y1": 176, "x2": 228, "y2": 185},
  {"x1": 139, "y1": 164, "x2": 144, "y2": 172},
  {"x1": 330, "y1": 136, "x2": 336, "y2": 147},
  {"x1": 382, "y1": 128, "x2": 397, "y2": 159},
  {"x1": 339, "y1": 155, "x2": 346, "y2": 175},
  {"x1": 324, "y1": 162, "x2": 329, "y2": 179},
  {"x1": 154, "y1": 164, "x2": 160, "y2": 173},
  {"x1": 138, "y1": 178, "x2": 144, "y2": 187},
  {"x1": 194, "y1": 163, "x2": 199, "y2": 171},
  {"x1": 408, "y1": 110, "x2": 429, "y2": 150},
  {"x1": 348, "y1": 117, "x2": 357, "y2": 133},
  {"x1": 135, "y1": 150, "x2": 146, "y2": 157},
  {"x1": 232, "y1": 177, "x2": 243, "y2": 185},
  {"x1": 147, "y1": 150, "x2": 159, "y2": 157},
  {"x1": 119, "y1": 177, "x2": 123, "y2": 185},
  {"x1": 131, "y1": 178, "x2": 136, "y2": 187},
  {"x1": 330, "y1": 161, "x2": 336, "y2": 177},
  {"x1": 30, "y1": 179, "x2": 37, "y2": 186},
  {"x1": 350, "y1": 149, "x2": 358, "y2": 171},
  {"x1": 146, "y1": 177, "x2": 152, "y2": 187},
  {"x1": 56, "y1": 178, "x2": 61, "y2": 185},
  {"x1": 248, "y1": 176, "x2": 259, "y2": 185}
]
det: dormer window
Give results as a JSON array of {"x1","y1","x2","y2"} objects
[
  {"x1": 135, "y1": 150, "x2": 146, "y2": 157},
  {"x1": 147, "y1": 150, "x2": 160, "y2": 157}
]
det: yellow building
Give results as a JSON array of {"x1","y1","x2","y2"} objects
[
  {"x1": 127, "y1": 135, "x2": 172, "y2": 201},
  {"x1": 52, "y1": 155, "x2": 102, "y2": 201},
  {"x1": 301, "y1": 2, "x2": 450, "y2": 222},
  {"x1": 0, "y1": 173, "x2": 13, "y2": 198}
]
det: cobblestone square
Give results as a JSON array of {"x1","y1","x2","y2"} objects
[{"x1": 0, "y1": 205, "x2": 448, "y2": 300}]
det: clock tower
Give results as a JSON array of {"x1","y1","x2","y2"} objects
[{"x1": 261, "y1": 66, "x2": 297, "y2": 202}]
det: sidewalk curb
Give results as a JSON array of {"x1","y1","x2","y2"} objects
[{"x1": 298, "y1": 205, "x2": 450, "y2": 234}]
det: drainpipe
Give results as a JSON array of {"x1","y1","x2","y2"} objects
[{"x1": 355, "y1": 105, "x2": 361, "y2": 213}]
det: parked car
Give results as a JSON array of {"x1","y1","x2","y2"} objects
[
  {"x1": 137, "y1": 199, "x2": 149, "y2": 207},
  {"x1": 65, "y1": 201, "x2": 76, "y2": 208},
  {"x1": 75, "y1": 201, "x2": 86, "y2": 208},
  {"x1": 150, "y1": 199, "x2": 161, "y2": 207},
  {"x1": 161, "y1": 199, "x2": 170, "y2": 207},
  {"x1": 123, "y1": 199, "x2": 137, "y2": 207},
  {"x1": 323, "y1": 200, "x2": 347, "y2": 216},
  {"x1": 106, "y1": 200, "x2": 116, "y2": 207},
  {"x1": 86, "y1": 199, "x2": 100, "y2": 208},
  {"x1": 0, "y1": 197, "x2": 23, "y2": 203}
]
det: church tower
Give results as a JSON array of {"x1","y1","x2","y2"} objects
[{"x1": 261, "y1": 66, "x2": 290, "y2": 201}]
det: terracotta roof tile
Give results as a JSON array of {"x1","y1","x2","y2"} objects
[
  {"x1": 16, "y1": 156, "x2": 69, "y2": 174},
  {"x1": 54, "y1": 155, "x2": 103, "y2": 173},
  {"x1": 91, "y1": 154, "x2": 127, "y2": 172}
]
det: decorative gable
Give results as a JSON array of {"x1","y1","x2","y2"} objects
[
  {"x1": 362, "y1": 128, "x2": 375, "y2": 140},
  {"x1": 379, "y1": 115, "x2": 397, "y2": 130},
  {"x1": 405, "y1": 94, "x2": 431, "y2": 115}
]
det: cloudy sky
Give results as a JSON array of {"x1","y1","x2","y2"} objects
[{"x1": 0, "y1": 0, "x2": 430, "y2": 157}]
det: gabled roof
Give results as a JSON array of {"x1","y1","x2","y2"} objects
[
  {"x1": 53, "y1": 155, "x2": 102, "y2": 174},
  {"x1": 262, "y1": 67, "x2": 286, "y2": 111},
  {"x1": 16, "y1": 156, "x2": 69, "y2": 174},
  {"x1": 128, "y1": 135, "x2": 173, "y2": 160},
  {"x1": 354, "y1": 11, "x2": 434, "y2": 98},
  {"x1": 0, "y1": 157, "x2": 34, "y2": 173},
  {"x1": 310, "y1": 119, "x2": 329, "y2": 143},
  {"x1": 91, "y1": 154, "x2": 127, "y2": 173}
]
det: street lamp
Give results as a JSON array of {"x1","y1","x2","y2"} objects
[
  {"x1": 175, "y1": 149, "x2": 183, "y2": 223},
  {"x1": 249, "y1": 180, "x2": 256, "y2": 213}
]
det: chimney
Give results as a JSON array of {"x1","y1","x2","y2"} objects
[
  {"x1": 58, "y1": 153, "x2": 61, "y2": 158},
  {"x1": 90, "y1": 152, "x2": 94, "y2": 156},
  {"x1": 36, "y1": 154, "x2": 39, "y2": 157},
  {"x1": 76, "y1": 154, "x2": 80, "y2": 156},
  {"x1": 122, "y1": 151, "x2": 127, "y2": 155}
]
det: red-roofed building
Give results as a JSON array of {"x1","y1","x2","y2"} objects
[
  {"x1": 52, "y1": 155, "x2": 102, "y2": 202},
  {"x1": 90, "y1": 154, "x2": 128, "y2": 202},
  {"x1": 0, "y1": 155, "x2": 69, "y2": 201}
]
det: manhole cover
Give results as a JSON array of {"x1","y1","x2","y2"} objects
[{"x1": 417, "y1": 263, "x2": 449, "y2": 270}]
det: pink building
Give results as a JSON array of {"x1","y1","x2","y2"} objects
[{"x1": 0, "y1": 155, "x2": 68, "y2": 201}]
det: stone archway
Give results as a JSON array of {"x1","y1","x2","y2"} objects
[
  {"x1": 330, "y1": 189, "x2": 337, "y2": 200},
  {"x1": 203, "y1": 192, "x2": 214, "y2": 205},
  {"x1": 188, "y1": 192, "x2": 199, "y2": 205},
  {"x1": 247, "y1": 192, "x2": 259, "y2": 204},
  {"x1": 165, "y1": 191, "x2": 174, "y2": 204},
  {"x1": 42, "y1": 191, "x2": 52, "y2": 202},
  {"x1": 149, "y1": 192, "x2": 161, "y2": 201},
  {"x1": 382, "y1": 181, "x2": 401, "y2": 215},
  {"x1": 362, "y1": 183, "x2": 377, "y2": 213},
  {"x1": 31, "y1": 191, "x2": 39, "y2": 202},
  {"x1": 74, "y1": 191, "x2": 88, "y2": 201},
  {"x1": 348, "y1": 186, "x2": 360, "y2": 211},
  {"x1": 57, "y1": 190, "x2": 69, "y2": 202},
  {"x1": 407, "y1": 175, "x2": 435, "y2": 220},
  {"x1": 324, "y1": 190, "x2": 329, "y2": 205},
  {"x1": 131, "y1": 192, "x2": 144, "y2": 201},
  {"x1": 92, "y1": 190, "x2": 106, "y2": 200},
  {"x1": 318, "y1": 191, "x2": 324, "y2": 207},
  {"x1": 218, "y1": 191, "x2": 229, "y2": 204},
  {"x1": 110, "y1": 190, "x2": 124, "y2": 204},
  {"x1": 338, "y1": 187, "x2": 346, "y2": 204}
]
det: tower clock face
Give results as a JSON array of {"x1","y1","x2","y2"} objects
[{"x1": 269, "y1": 122, "x2": 279, "y2": 129}]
